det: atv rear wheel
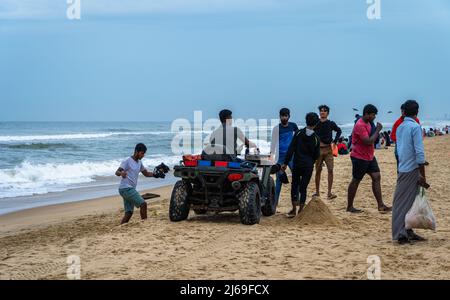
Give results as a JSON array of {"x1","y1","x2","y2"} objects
[
  {"x1": 169, "y1": 180, "x2": 191, "y2": 222},
  {"x1": 238, "y1": 182, "x2": 261, "y2": 225},
  {"x1": 261, "y1": 177, "x2": 277, "y2": 216}
]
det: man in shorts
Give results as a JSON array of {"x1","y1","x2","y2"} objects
[
  {"x1": 346, "y1": 104, "x2": 392, "y2": 214},
  {"x1": 116, "y1": 143, "x2": 156, "y2": 224},
  {"x1": 313, "y1": 105, "x2": 342, "y2": 200}
]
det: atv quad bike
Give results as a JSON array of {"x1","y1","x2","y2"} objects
[{"x1": 169, "y1": 147, "x2": 278, "y2": 225}]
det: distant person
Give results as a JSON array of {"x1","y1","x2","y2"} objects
[
  {"x1": 282, "y1": 112, "x2": 321, "y2": 217},
  {"x1": 392, "y1": 100, "x2": 429, "y2": 244},
  {"x1": 446, "y1": 126, "x2": 449, "y2": 134},
  {"x1": 422, "y1": 128, "x2": 427, "y2": 138},
  {"x1": 427, "y1": 128, "x2": 435, "y2": 137},
  {"x1": 208, "y1": 109, "x2": 257, "y2": 156},
  {"x1": 116, "y1": 143, "x2": 156, "y2": 224},
  {"x1": 270, "y1": 108, "x2": 299, "y2": 206},
  {"x1": 337, "y1": 137, "x2": 349, "y2": 155},
  {"x1": 346, "y1": 104, "x2": 392, "y2": 213},
  {"x1": 313, "y1": 105, "x2": 342, "y2": 200},
  {"x1": 384, "y1": 131, "x2": 391, "y2": 147}
]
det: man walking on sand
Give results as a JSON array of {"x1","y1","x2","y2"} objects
[
  {"x1": 346, "y1": 104, "x2": 392, "y2": 213},
  {"x1": 116, "y1": 143, "x2": 156, "y2": 224},
  {"x1": 313, "y1": 105, "x2": 342, "y2": 200},
  {"x1": 392, "y1": 100, "x2": 429, "y2": 244}
]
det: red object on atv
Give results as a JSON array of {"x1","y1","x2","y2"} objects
[
  {"x1": 182, "y1": 154, "x2": 201, "y2": 167},
  {"x1": 228, "y1": 173, "x2": 243, "y2": 181},
  {"x1": 214, "y1": 161, "x2": 228, "y2": 167}
]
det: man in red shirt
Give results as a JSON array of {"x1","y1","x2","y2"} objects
[{"x1": 347, "y1": 104, "x2": 392, "y2": 213}]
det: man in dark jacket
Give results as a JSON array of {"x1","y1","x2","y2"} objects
[{"x1": 282, "y1": 112, "x2": 321, "y2": 217}]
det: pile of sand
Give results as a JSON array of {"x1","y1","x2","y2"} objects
[{"x1": 293, "y1": 196, "x2": 340, "y2": 226}]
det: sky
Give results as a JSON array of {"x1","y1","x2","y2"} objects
[{"x1": 1, "y1": 0, "x2": 450, "y2": 123}]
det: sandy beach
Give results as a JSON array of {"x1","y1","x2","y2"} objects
[{"x1": 0, "y1": 135, "x2": 449, "y2": 280}]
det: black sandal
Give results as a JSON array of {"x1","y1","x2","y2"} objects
[{"x1": 347, "y1": 207, "x2": 363, "y2": 213}]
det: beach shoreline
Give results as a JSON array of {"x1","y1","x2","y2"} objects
[
  {"x1": 0, "y1": 185, "x2": 174, "y2": 238},
  {"x1": 0, "y1": 135, "x2": 449, "y2": 280}
]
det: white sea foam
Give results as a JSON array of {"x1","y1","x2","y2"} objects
[{"x1": 0, "y1": 156, "x2": 183, "y2": 199}]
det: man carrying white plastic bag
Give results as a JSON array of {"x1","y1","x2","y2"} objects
[{"x1": 392, "y1": 100, "x2": 434, "y2": 245}]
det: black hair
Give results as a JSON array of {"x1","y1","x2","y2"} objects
[
  {"x1": 403, "y1": 100, "x2": 419, "y2": 117},
  {"x1": 400, "y1": 103, "x2": 406, "y2": 110},
  {"x1": 279, "y1": 108, "x2": 290, "y2": 116},
  {"x1": 363, "y1": 104, "x2": 378, "y2": 116},
  {"x1": 318, "y1": 105, "x2": 330, "y2": 113},
  {"x1": 219, "y1": 109, "x2": 232, "y2": 123},
  {"x1": 135, "y1": 143, "x2": 147, "y2": 153},
  {"x1": 306, "y1": 112, "x2": 320, "y2": 127}
]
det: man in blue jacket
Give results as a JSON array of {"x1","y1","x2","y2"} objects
[{"x1": 270, "y1": 108, "x2": 299, "y2": 206}]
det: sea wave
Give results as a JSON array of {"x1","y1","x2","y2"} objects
[
  {"x1": 0, "y1": 155, "x2": 183, "y2": 199},
  {"x1": 1, "y1": 143, "x2": 76, "y2": 150},
  {"x1": 0, "y1": 131, "x2": 177, "y2": 142}
]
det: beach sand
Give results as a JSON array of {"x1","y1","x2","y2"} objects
[{"x1": 0, "y1": 136, "x2": 449, "y2": 280}]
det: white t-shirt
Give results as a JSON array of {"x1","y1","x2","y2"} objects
[{"x1": 119, "y1": 157, "x2": 147, "y2": 189}]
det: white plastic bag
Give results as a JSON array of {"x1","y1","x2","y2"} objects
[{"x1": 405, "y1": 187, "x2": 436, "y2": 231}]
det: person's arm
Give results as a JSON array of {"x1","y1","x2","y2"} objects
[
  {"x1": 361, "y1": 122, "x2": 382, "y2": 145},
  {"x1": 332, "y1": 122, "x2": 342, "y2": 144},
  {"x1": 312, "y1": 136, "x2": 320, "y2": 162},
  {"x1": 115, "y1": 160, "x2": 128, "y2": 178},
  {"x1": 141, "y1": 169, "x2": 154, "y2": 178},
  {"x1": 282, "y1": 131, "x2": 298, "y2": 169},
  {"x1": 115, "y1": 167, "x2": 127, "y2": 178},
  {"x1": 141, "y1": 164, "x2": 154, "y2": 178},
  {"x1": 412, "y1": 126, "x2": 429, "y2": 188}
]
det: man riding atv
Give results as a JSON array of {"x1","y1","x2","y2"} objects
[
  {"x1": 206, "y1": 109, "x2": 258, "y2": 157},
  {"x1": 169, "y1": 109, "x2": 277, "y2": 225}
]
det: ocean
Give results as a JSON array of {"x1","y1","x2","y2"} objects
[{"x1": 0, "y1": 120, "x2": 448, "y2": 215}]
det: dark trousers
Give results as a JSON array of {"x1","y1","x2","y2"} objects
[{"x1": 291, "y1": 168, "x2": 314, "y2": 205}]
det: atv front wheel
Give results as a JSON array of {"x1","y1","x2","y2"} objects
[
  {"x1": 169, "y1": 180, "x2": 191, "y2": 222},
  {"x1": 261, "y1": 177, "x2": 277, "y2": 217},
  {"x1": 238, "y1": 182, "x2": 261, "y2": 225}
]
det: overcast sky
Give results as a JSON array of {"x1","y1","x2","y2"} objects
[{"x1": 1, "y1": 0, "x2": 449, "y2": 123}]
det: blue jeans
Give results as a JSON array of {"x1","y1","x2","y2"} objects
[{"x1": 275, "y1": 160, "x2": 294, "y2": 205}]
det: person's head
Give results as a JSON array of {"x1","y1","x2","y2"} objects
[
  {"x1": 306, "y1": 112, "x2": 320, "y2": 129},
  {"x1": 279, "y1": 108, "x2": 291, "y2": 125},
  {"x1": 338, "y1": 137, "x2": 344, "y2": 143},
  {"x1": 400, "y1": 103, "x2": 406, "y2": 117},
  {"x1": 219, "y1": 109, "x2": 233, "y2": 124},
  {"x1": 403, "y1": 100, "x2": 419, "y2": 118},
  {"x1": 318, "y1": 105, "x2": 330, "y2": 119},
  {"x1": 362, "y1": 104, "x2": 378, "y2": 123},
  {"x1": 134, "y1": 143, "x2": 147, "y2": 160},
  {"x1": 388, "y1": 130, "x2": 391, "y2": 134}
]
